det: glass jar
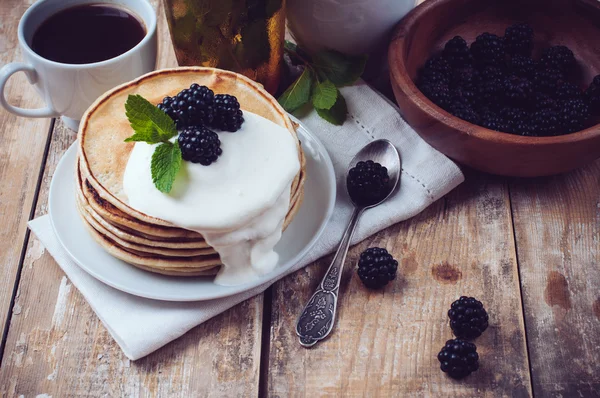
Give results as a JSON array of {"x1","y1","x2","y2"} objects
[{"x1": 163, "y1": 0, "x2": 286, "y2": 94}]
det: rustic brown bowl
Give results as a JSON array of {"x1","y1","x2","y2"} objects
[{"x1": 388, "y1": 0, "x2": 600, "y2": 177}]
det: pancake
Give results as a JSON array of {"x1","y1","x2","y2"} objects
[
  {"x1": 78, "y1": 67, "x2": 305, "y2": 229},
  {"x1": 79, "y1": 216, "x2": 222, "y2": 274},
  {"x1": 76, "y1": 156, "x2": 304, "y2": 249},
  {"x1": 76, "y1": 195, "x2": 216, "y2": 257}
]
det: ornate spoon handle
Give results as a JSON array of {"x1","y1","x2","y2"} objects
[{"x1": 296, "y1": 207, "x2": 363, "y2": 347}]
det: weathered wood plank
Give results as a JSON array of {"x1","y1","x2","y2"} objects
[
  {"x1": 510, "y1": 159, "x2": 600, "y2": 397},
  {"x1": 268, "y1": 172, "x2": 532, "y2": 397},
  {"x1": 0, "y1": 2, "x2": 264, "y2": 396},
  {"x1": 0, "y1": 0, "x2": 53, "y2": 347}
]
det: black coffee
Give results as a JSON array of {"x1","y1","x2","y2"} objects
[{"x1": 31, "y1": 4, "x2": 145, "y2": 64}]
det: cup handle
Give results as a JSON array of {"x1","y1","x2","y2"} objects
[{"x1": 0, "y1": 62, "x2": 59, "y2": 118}]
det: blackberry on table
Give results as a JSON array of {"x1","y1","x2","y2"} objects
[
  {"x1": 211, "y1": 94, "x2": 244, "y2": 132},
  {"x1": 585, "y1": 74, "x2": 600, "y2": 114},
  {"x1": 503, "y1": 75, "x2": 533, "y2": 105},
  {"x1": 448, "y1": 296, "x2": 489, "y2": 339},
  {"x1": 420, "y1": 82, "x2": 452, "y2": 109},
  {"x1": 470, "y1": 33, "x2": 505, "y2": 66},
  {"x1": 504, "y1": 23, "x2": 534, "y2": 56},
  {"x1": 532, "y1": 109, "x2": 560, "y2": 136},
  {"x1": 508, "y1": 55, "x2": 537, "y2": 78},
  {"x1": 437, "y1": 339, "x2": 480, "y2": 379},
  {"x1": 557, "y1": 98, "x2": 590, "y2": 133},
  {"x1": 347, "y1": 160, "x2": 391, "y2": 207},
  {"x1": 555, "y1": 81, "x2": 582, "y2": 101},
  {"x1": 533, "y1": 67, "x2": 564, "y2": 95},
  {"x1": 540, "y1": 45, "x2": 576, "y2": 74},
  {"x1": 443, "y1": 36, "x2": 471, "y2": 67},
  {"x1": 157, "y1": 84, "x2": 215, "y2": 128},
  {"x1": 178, "y1": 126, "x2": 222, "y2": 166},
  {"x1": 357, "y1": 247, "x2": 398, "y2": 289}
]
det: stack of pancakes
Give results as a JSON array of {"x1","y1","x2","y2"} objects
[{"x1": 75, "y1": 67, "x2": 306, "y2": 276}]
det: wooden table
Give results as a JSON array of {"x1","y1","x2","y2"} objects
[{"x1": 1, "y1": 1, "x2": 599, "y2": 396}]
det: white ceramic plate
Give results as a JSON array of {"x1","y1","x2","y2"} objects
[{"x1": 49, "y1": 121, "x2": 336, "y2": 301}]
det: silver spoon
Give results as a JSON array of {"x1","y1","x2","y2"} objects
[{"x1": 296, "y1": 139, "x2": 401, "y2": 347}]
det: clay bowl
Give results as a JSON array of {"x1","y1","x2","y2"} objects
[{"x1": 388, "y1": 0, "x2": 600, "y2": 177}]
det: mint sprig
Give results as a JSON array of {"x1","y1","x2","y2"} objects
[
  {"x1": 278, "y1": 42, "x2": 367, "y2": 125},
  {"x1": 123, "y1": 95, "x2": 182, "y2": 194}
]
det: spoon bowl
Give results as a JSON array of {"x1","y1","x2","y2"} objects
[{"x1": 347, "y1": 139, "x2": 402, "y2": 208}]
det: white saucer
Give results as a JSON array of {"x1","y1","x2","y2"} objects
[{"x1": 49, "y1": 121, "x2": 336, "y2": 301}]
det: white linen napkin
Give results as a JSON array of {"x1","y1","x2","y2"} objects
[{"x1": 28, "y1": 81, "x2": 464, "y2": 360}]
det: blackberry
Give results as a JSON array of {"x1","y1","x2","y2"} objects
[
  {"x1": 584, "y1": 75, "x2": 600, "y2": 114},
  {"x1": 451, "y1": 87, "x2": 477, "y2": 107},
  {"x1": 418, "y1": 69, "x2": 450, "y2": 87},
  {"x1": 347, "y1": 160, "x2": 391, "y2": 206},
  {"x1": 443, "y1": 36, "x2": 471, "y2": 67},
  {"x1": 451, "y1": 65, "x2": 480, "y2": 91},
  {"x1": 501, "y1": 106, "x2": 530, "y2": 135},
  {"x1": 419, "y1": 56, "x2": 452, "y2": 85},
  {"x1": 512, "y1": 119, "x2": 537, "y2": 136},
  {"x1": 448, "y1": 296, "x2": 489, "y2": 339},
  {"x1": 479, "y1": 65, "x2": 507, "y2": 82},
  {"x1": 476, "y1": 78, "x2": 504, "y2": 107},
  {"x1": 557, "y1": 98, "x2": 590, "y2": 134},
  {"x1": 212, "y1": 94, "x2": 244, "y2": 132},
  {"x1": 533, "y1": 67, "x2": 564, "y2": 95},
  {"x1": 504, "y1": 23, "x2": 534, "y2": 56},
  {"x1": 532, "y1": 109, "x2": 560, "y2": 136},
  {"x1": 532, "y1": 92, "x2": 557, "y2": 111},
  {"x1": 480, "y1": 111, "x2": 509, "y2": 132},
  {"x1": 503, "y1": 75, "x2": 533, "y2": 105},
  {"x1": 356, "y1": 247, "x2": 398, "y2": 289},
  {"x1": 540, "y1": 45, "x2": 576, "y2": 74},
  {"x1": 448, "y1": 101, "x2": 480, "y2": 125},
  {"x1": 508, "y1": 55, "x2": 537, "y2": 79},
  {"x1": 437, "y1": 339, "x2": 479, "y2": 379},
  {"x1": 420, "y1": 82, "x2": 452, "y2": 109},
  {"x1": 157, "y1": 84, "x2": 215, "y2": 128},
  {"x1": 555, "y1": 81, "x2": 582, "y2": 101},
  {"x1": 178, "y1": 126, "x2": 222, "y2": 165},
  {"x1": 470, "y1": 33, "x2": 505, "y2": 66}
]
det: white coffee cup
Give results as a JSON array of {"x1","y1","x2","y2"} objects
[{"x1": 0, "y1": 0, "x2": 157, "y2": 130}]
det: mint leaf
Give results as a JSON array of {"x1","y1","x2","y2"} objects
[
  {"x1": 278, "y1": 68, "x2": 313, "y2": 112},
  {"x1": 313, "y1": 50, "x2": 367, "y2": 87},
  {"x1": 312, "y1": 79, "x2": 337, "y2": 110},
  {"x1": 315, "y1": 90, "x2": 347, "y2": 125},
  {"x1": 124, "y1": 95, "x2": 177, "y2": 143},
  {"x1": 151, "y1": 142, "x2": 182, "y2": 194}
]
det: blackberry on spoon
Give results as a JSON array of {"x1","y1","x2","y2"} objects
[{"x1": 347, "y1": 160, "x2": 391, "y2": 207}]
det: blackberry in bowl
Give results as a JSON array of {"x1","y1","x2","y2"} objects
[{"x1": 389, "y1": 0, "x2": 600, "y2": 177}]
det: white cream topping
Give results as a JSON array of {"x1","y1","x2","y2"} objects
[{"x1": 123, "y1": 111, "x2": 300, "y2": 285}]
